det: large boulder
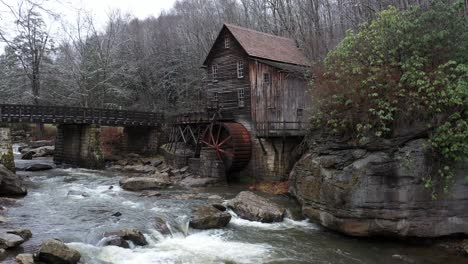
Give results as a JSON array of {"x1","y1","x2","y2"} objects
[
  {"x1": 36, "y1": 239, "x2": 81, "y2": 264},
  {"x1": 25, "y1": 163, "x2": 53, "y2": 171},
  {"x1": 32, "y1": 146, "x2": 54, "y2": 158},
  {"x1": 228, "y1": 191, "x2": 285, "y2": 223},
  {"x1": 0, "y1": 164, "x2": 27, "y2": 196},
  {"x1": 190, "y1": 205, "x2": 232, "y2": 229},
  {"x1": 289, "y1": 137, "x2": 468, "y2": 237},
  {"x1": 120, "y1": 176, "x2": 170, "y2": 191},
  {"x1": 103, "y1": 229, "x2": 147, "y2": 246},
  {"x1": 0, "y1": 232, "x2": 25, "y2": 249}
]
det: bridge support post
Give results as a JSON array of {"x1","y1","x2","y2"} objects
[
  {"x1": 54, "y1": 124, "x2": 104, "y2": 169},
  {"x1": 0, "y1": 124, "x2": 15, "y2": 172},
  {"x1": 122, "y1": 126, "x2": 161, "y2": 155}
]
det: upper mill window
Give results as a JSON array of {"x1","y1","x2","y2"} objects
[
  {"x1": 263, "y1": 73, "x2": 271, "y2": 85},
  {"x1": 224, "y1": 36, "x2": 230, "y2": 48},
  {"x1": 237, "y1": 61, "x2": 244, "y2": 78},
  {"x1": 212, "y1": 64, "x2": 218, "y2": 80}
]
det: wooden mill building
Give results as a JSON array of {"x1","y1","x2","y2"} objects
[
  {"x1": 203, "y1": 23, "x2": 310, "y2": 137},
  {"x1": 200, "y1": 23, "x2": 311, "y2": 181}
]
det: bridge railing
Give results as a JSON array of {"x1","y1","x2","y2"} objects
[{"x1": 0, "y1": 104, "x2": 164, "y2": 126}]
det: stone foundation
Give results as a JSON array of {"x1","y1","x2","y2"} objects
[
  {"x1": 0, "y1": 125, "x2": 15, "y2": 172},
  {"x1": 122, "y1": 126, "x2": 161, "y2": 155},
  {"x1": 54, "y1": 124, "x2": 104, "y2": 169}
]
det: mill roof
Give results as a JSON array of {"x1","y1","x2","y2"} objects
[{"x1": 203, "y1": 23, "x2": 309, "y2": 67}]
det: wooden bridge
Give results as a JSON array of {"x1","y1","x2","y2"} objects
[{"x1": 0, "y1": 104, "x2": 164, "y2": 127}]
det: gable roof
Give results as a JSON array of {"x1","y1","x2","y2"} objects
[{"x1": 203, "y1": 23, "x2": 309, "y2": 67}]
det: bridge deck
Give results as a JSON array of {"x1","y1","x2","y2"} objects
[{"x1": 0, "y1": 104, "x2": 164, "y2": 127}]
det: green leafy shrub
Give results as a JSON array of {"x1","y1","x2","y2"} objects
[{"x1": 310, "y1": 1, "x2": 467, "y2": 195}]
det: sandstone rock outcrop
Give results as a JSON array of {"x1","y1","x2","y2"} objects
[{"x1": 289, "y1": 136, "x2": 468, "y2": 237}]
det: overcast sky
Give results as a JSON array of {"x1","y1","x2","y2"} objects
[{"x1": 0, "y1": 0, "x2": 177, "y2": 52}]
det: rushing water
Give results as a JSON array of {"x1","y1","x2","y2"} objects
[{"x1": 1, "y1": 146, "x2": 466, "y2": 264}]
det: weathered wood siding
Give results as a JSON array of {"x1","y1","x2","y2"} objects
[
  {"x1": 204, "y1": 29, "x2": 251, "y2": 117},
  {"x1": 249, "y1": 60, "x2": 310, "y2": 134}
]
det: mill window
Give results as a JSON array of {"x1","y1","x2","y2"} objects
[
  {"x1": 237, "y1": 88, "x2": 245, "y2": 108},
  {"x1": 297, "y1": 108, "x2": 304, "y2": 119},
  {"x1": 237, "y1": 61, "x2": 244, "y2": 78},
  {"x1": 225, "y1": 36, "x2": 230, "y2": 48},
  {"x1": 213, "y1": 92, "x2": 219, "y2": 101},
  {"x1": 212, "y1": 64, "x2": 218, "y2": 81},
  {"x1": 263, "y1": 73, "x2": 271, "y2": 85}
]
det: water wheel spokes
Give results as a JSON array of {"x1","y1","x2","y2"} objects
[{"x1": 202, "y1": 122, "x2": 252, "y2": 172}]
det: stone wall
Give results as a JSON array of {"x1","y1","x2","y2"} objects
[
  {"x1": 0, "y1": 126, "x2": 15, "y2": 172},
  {"x1": 289, "y1": 135, "x2": 468, "y2": 237},
  {"x1": 54, "y1": 124, "x2": 104, "y2": 169},
  {"x1": 122, "y1": 126, "x2": 161, "y2": 155},
  {"x1": 236, "y1": 118, "x2": 303, "y2": 182}
]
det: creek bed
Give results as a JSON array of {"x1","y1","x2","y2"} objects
[{"x1": 0, "y1": 151, "x2": 465, "y2": 263}]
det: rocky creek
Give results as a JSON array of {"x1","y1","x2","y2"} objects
[{"x1": 0, "y1": 145, "x2": 466, "y2": 264}]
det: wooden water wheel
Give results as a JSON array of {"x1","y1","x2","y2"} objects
[{"x1": 202, "y1": 122, "x2": 252, "y2": 172}]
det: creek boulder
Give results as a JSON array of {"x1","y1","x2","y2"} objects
[
  {"x1": 0, "y1": 164, "x2": 27, "y2": 197},
  {"x1": 153, "y1": 216, "x2": 171, "y2": 235},
  {"x1": 228, "y1": 191, "x2": 285, "y2": 223},
  {"x1": 7, "y1": 229, "x2": 32, "y2": 241},
  {"x1": 21, "y1": 151, "x2": 34, "y2": 160},
  {"x1": 98, "y1": 235, "x2": 130, "y2": 248},
  {"x1": 0, "y1": 232, "x2": 25, "y2": 249},
  {"x1": 32, "y1": 146, "x2": 54, "y2": 158},
  {"x1": 16, "y1": 253, "x2": 34, "y2": 264},
  {"x1": 289, "y1": 136, "x2": 468, "y2": 237},
  {"x1": 36, "y1": 239, "x2": 81, "y2": 264},
  {"x1": 120, "y1": 176, "x2": 170, "y2": 191},
  {"x1": 103, "y1": 228, "x2": 147, "y2": 246},
  {"x1": 190, "y1": 205, "x2": 232, "y2": 229},
  {"x1": 122, "y1": 165, "x2": 156, "y2": 174},
  {"x1": 25, "y1": 163, "x2": 53, "y2": 171}
]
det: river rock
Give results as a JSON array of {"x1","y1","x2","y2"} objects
[
  {"x1": 228, "y1": 191, "x2": 285, "y2": 223},
  {"x1": 0, "y1": 232, "x2": 25, "y2": 249},
  {"x1": 120, "y1": 177, "x2": 170, "y2": 191},
  {"x1": 153, "y1": 216, "x2": 171, "y2": 235},
  {"x1": 99, "y1": 235, "x2": 130, "y2": 248},
  {"x1": 7, "y1": 229, "x2": 32, "y2": 240},
  {"x1": 463, "y1": 239, "x2": 468, "y2": 254},
  {"x1": 122, "y1": 165, "x2": 156, "y2": 174},
  {"x1": 16, "y1": 253, "x2": 34, "y2": 264},
  {"x1": 139, "y1": 191, "x2": 162, "y2": 197},
  {"x1": 21, "y1": 151, "x2": 34, "y2": 160},
  {"x1": 36, "y1": 239, "x2": 81, "y2": 264},
  {"x1": 31, "y1": 146, "x2": 54, "y2": 158},
  {"x1": 289, "y1": 136, "x2": 468, "y2": 237},
  {"x1": 104, "y1": 229, "x2": 147, "y2": 246},
  {"x1": 25, "y1": 164, "x2": 53, "y2": 171},
  {"x1": 0, "y1": 164, "x2": 27, "y2": 197},
  {"x1": 179, "y1": 176, "x2": 221, "y2": 188},
  {"x1": 190, "y1": 205, "x2": 232, "y2": 229}
]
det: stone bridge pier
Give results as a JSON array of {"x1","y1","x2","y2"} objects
[
  {"x1": 122, "y1": 126, "x2": 161, "y2": 155},
  {"x1": 0, "y1": 124, "x2": 15, "y2": 172},
  {"x1": 54, "y1": 124, "x2": 104, "y2": 169}
]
